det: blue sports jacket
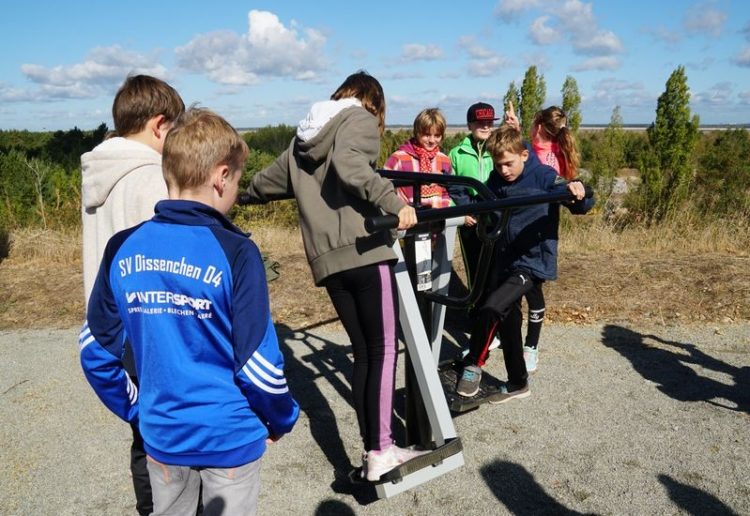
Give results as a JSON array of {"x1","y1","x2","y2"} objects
[
  {"x1": 485, "y1": 160, "x2": 595, "y2": 281},
  {"x1": 80, "y1": 200, "x2": 299, "y2": 467}
]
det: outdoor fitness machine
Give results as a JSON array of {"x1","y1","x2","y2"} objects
[
  {"x1": 238, "y1": 171, "x2": 591, "y2": 500},
  {"x1": 359, "y1": 170, "x2": 592, "y2": 498}
]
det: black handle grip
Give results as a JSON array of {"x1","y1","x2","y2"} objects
[
  {"x1": 364, "y1": 214, "x2": 399, "y2": 233},
  {"x1": 237, "y1": 192, "x2": 253, "y2": 206}
]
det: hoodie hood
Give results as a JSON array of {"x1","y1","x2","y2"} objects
[
  {"x1": 296, "y1": 98, "x2": 362, "y2": 142},
  {"x1": 294, "y1": 99, "x2": 363, "y2": 166},
  {"x1": 81, "y1": 137, "x2": 162, "y2": 209}
]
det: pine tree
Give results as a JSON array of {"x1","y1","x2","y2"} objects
[
  {"x1": 643, "y1": 65, "x2": 700, "y2": 219},
  {"x1": 561, "y1": 75, "x2": 582, "y2": 132},
  {"x1": 519, "y1": 66, "x2": 545, "y2": 137},
  {"x1": 592, "y1": 106, "x2": 626, "y2": 198}
]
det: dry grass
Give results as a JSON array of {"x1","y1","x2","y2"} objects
[{"x1": 1, "y1": 220, "x2": 748, "y2": 331}]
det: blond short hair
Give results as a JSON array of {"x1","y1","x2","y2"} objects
[
  {"x1": 486, "y1": 125, "x2": 526, "y2": 160},
  {"x1": 412, "y1": 108, "x2": 446, "y2": 139},
  {"x1": 162, "y1": 107, "x2": 249, "y2": 190}
]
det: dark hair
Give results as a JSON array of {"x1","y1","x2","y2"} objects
[
  {"x1": 533, "y1": 106, "x2": 579, "y2": 179},
  {"x1": 112, "y1": 75, "x2": 185, "y2": 137},
  {"x1": 331, "y1": 71, "x2": 386, "y2": 135}
]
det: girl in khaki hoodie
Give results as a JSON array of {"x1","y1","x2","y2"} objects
[{"x1": 245, "y1": 71, "x2": 425, "y2": 482}]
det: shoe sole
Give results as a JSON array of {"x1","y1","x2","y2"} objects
[
  {"x1": 456, "y1": 386, "x2": 480, "y2": 398},
  {"x1": 488, "y1": 388, "x2": 530, "y2": 404}
]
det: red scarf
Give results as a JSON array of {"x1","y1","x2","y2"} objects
[{"x1": 413, "y1": 140, "x2": 439, "y2": 172}]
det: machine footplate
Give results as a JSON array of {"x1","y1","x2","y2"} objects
[
  {"x1": 439, "y1": 360, "x2": 505, "y2": 413},
  {"x1": 348, "y1": 438, "x2": 463, "y2": 485}
]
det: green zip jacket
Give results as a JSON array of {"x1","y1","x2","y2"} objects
[{"x1": 448, "y1": 136, "x2": 494, "y2": 196}]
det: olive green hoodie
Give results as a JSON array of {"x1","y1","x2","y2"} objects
[{"x1": 246, "y1": 100, "x2": 405, "y2": 285}]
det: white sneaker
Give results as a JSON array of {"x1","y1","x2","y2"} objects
[
  {"x1": 365, "y1": 445, "x2": 428, "y2": 482},
  {"x1": 488, "y1": 336, "x2": 501, "y2": 350}
]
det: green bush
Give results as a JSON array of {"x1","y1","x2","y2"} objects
[{"x1": 243, "y1": 125, "x2": 295, "y2": 156}]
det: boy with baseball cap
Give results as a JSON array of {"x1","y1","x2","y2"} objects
[{"x1": 448, "y1": 102, "x2": 501, "y2": 313}]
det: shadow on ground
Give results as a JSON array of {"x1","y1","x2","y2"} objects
[
  {"x1": 601, "y1": 324, "x2": 750, "y2": 414},
  {"x1": 277, "y1": 321, "x2": 410, "y2": 506},
  {"x1": 658, "y1": 474, "x2": 740, "y2": 516},
  {"x1": 481, "y1": 460, "x2": 595, "y2": 515}
]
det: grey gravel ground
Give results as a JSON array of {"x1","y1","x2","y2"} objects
[{"x1": 1, "y1": 321, "x2": 748, "y2": 515}]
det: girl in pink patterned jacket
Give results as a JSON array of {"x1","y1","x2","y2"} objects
[{"x1": 384, "y1": 108, "x2": 453, "y2": 208}]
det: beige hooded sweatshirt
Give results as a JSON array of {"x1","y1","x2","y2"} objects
[{"x1": 81, "y1": 137, "x2": 167, "y2": 306}]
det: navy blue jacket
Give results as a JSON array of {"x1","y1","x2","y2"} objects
[
  {"x1": 485, "y1": 160, "x2": 594, "y2": 281},
  {"x1": 80, "y1": 200, "x2": 299, "y2": 467}
]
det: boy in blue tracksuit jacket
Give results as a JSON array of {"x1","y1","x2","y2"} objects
[
  {"x1": 455, "y1": 125, "x2": 594, "y2": 403},
  {"x1": 80, "y1": 107, "x2": 299, "y2": 516}
]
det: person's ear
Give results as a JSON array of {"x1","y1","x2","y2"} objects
[
  {"x1": 521, "y1": 149, "x2": 529, "y2": 163},
  {"x1": 213, "y1": 165, "x2": 230, "y2": 196},
  {"x1": 152, "y1": 115, "x2": 167, "y2": 139}
]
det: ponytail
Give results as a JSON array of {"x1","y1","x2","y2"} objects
[
  {"x1": 536, "y1": 106, "x2": 579, "y2": 180},
  {"x1": 555, "y1": 126, "x2": 579, "y2": 180}
]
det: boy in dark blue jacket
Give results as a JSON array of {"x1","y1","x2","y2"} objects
[
  {"x1": 456, "y1": 125, "x2": 594, "y2": 402},
  {"x1": 80, "y1": 107, "x2": 299, "y2": 515}
]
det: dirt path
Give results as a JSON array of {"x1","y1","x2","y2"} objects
[{"x1": 1, "y1": 322, "x2": 748, "y2": 515}]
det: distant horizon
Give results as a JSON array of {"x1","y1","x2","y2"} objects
[{"x1": 3, "y1": 122, "x2": 748, "y2": 135}]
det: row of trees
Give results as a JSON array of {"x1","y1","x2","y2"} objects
[{"x1": 0, "y1": 66, "x2": 747, "y2": 231}]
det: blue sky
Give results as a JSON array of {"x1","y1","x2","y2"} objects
[{"x1": 2, "y1": 0, "x2": 749, "y2": 131}]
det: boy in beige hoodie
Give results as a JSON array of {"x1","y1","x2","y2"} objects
[{"x1": 80, "y1": 74, "x2": 184, "y2": 515}]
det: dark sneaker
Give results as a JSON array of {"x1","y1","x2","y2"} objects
[
  {"x1": 456, "y1": 365, "x2": 482, "y2": 397},
  {"x1": 488, "y1": 382, "x2": 530, "y2": 404}
]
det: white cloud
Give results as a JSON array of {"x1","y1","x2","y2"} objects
[
  {"x1": 572, "y1": 56, "x2": 620, "y2": 71},
  {"x1": 593, "y1": 78, "x2": 644, "y2": 92},
  {"x1": 516, "y1": 0, "x2": 622, "y2": 57},
  {"x1": 575, "y1": 30, "x2": 623, "y2": 56},
  {"x1": 693, "y1": 81, "x2": 733, "y2": 104},
  {"x1": 380, "y1": 71, "x2": 425, "y2": 80},
  {"x1": 733, "y1": 47, "x2": 750, "y2": 67},
  {"x1": 642, "y1": 26, "x2": 682, "y2": 45},
  {"x1": 175, "y1": 10, "x2": 328, "y2": 85},
  {"x1": 11, "y1": 46, "x2": 168, "y2": 101},
  {"x1": 468, "y1": 56, "x2": 513, "y2": 77},
  {"x1": 683, "y1": 2, "x2": 727, "y2": 37},
  {"x1": 686, "y1": 57, "x2": 715, "y2": 71},
  {"x1": 529, "y1": 16, "x2": 560, "y2": 45},
  {"x1": 457, "y1": 36, "x2": 495, "y2": 59},
  {"x1": 494, "y1": 0, "x2": 543, "y2": 22},
  {"x1": 558, "y1": 0, "x2": 623, "y2": 56},
  {"x1": 738, "y1": 90, "x2": 750, "y2": 104},
  {"x1": 457, "y1": 36, "x2": 512, "y2": 77},
  {"x1": 400, "y1": 44, "x2": 444, "y2": 62},
  {"x1": 589, "y1": 78, "x2": 654, "y2": 113},
  {"x1": 523, "y1": 52, "x2": 550, "y2": 71}
]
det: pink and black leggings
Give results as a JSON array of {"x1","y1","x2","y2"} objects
[{"x1": 322, "y1": 262, "x2": 399, "y2": 452}]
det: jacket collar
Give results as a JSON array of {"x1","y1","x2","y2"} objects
[{"x1": 152, "y1": 200, "x2": 249, "y2": 237}]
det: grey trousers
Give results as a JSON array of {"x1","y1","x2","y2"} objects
[{"x1": 146, "y1": 456, "x2": 261, "y2": 516}]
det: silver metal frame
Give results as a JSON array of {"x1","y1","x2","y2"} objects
[{"x1": 376, "y1": 218, "x2": 465, "y2": 499}]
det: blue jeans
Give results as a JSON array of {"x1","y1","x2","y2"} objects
[{"x1": 146, "y1": 456, "x2": 261, "y2": 516}]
